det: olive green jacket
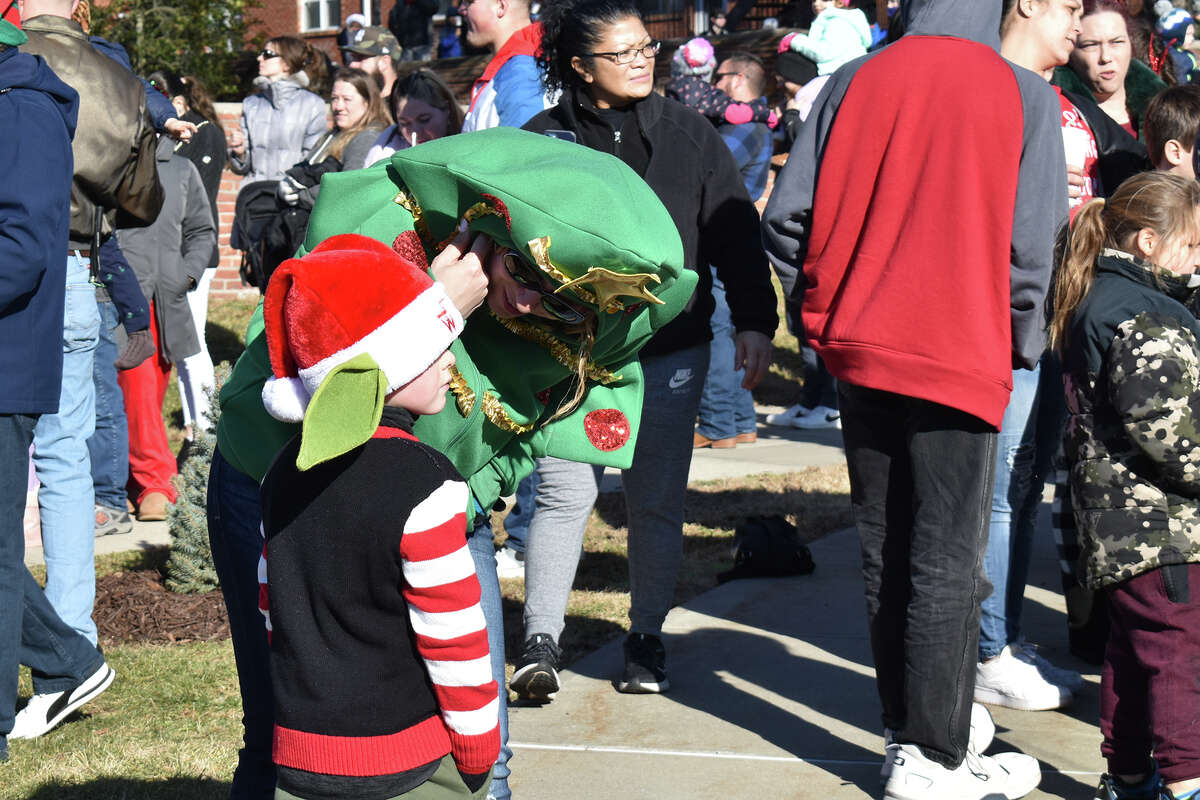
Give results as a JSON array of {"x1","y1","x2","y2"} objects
[{"x1": 21, "y1": 15, "x2": 162, "y2": 248}]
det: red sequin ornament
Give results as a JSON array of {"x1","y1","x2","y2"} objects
[
  {"x1": 584, "y1": 409, "x2": 630, "y2": 452},
  {"x1": 391, "y1": 231, "x2": 429, "y2": 270},
  {"x1": 480, "y1": 193, "x2": 512, "y2": 231}
]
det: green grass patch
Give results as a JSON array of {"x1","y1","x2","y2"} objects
[{"x1": 7, "y1": 642, "x2": 239, "y2": 800}]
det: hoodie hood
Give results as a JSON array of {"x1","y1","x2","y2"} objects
[
  {"x1": 0, "y1": 48, "x2": 78, "y2": 139},
  {"x1": 903, "y1": 0, "x2": 1001, "y2": 51}
]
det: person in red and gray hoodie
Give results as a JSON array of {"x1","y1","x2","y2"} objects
[{"x1": 763, "y1": 0, "x2": 1066, "y2": 797}]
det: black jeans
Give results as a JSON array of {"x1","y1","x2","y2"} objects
[
  {"x1": 1, "y1": 413, "x2": 104, "y2": 742},
  {"x1": 839, "y1": 382, "x2": 996, "y2": 768}
]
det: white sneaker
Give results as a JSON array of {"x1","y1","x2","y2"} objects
[
  {"x1": 11, "y1": 662, "x2": 115, "y2": 739},
  {"x1": 884, "y1": 742, "x2": 1041, "y2": 800},
  {"x1": 494, "y1": 545, "x2": 525, "y2": 579},
  {"x1": 975, "y1": 645, "x2": 1072, "y2": 711},
  {"x1": 764, "y1": 403, "x2": 809, "y2": 426},
  {"x1": 792, "y1": 404, "x2": 842, "y2": 430},
  {"x1": 882, "y1": 703, "x2": 996, "y2": 783},
  {"x1": 1011, "y1": 640, "x2": 1084, "y2": 692}
]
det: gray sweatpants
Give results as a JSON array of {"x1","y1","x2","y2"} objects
[{"x1": 523, "y1": 344, "x2": 709, "y2": 640}]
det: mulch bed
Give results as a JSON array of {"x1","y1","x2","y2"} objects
[{"x1": 95, "y1": 570, "x2": 230, "y2": 646}]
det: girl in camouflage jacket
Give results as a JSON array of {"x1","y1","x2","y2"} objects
[{"x1": 1054, "y1": 171, "x2": 1200, "y2": 800}]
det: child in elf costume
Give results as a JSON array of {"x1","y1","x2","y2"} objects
[
  {"x1": 257, "y1": 235, "x2": 498, "y2": 799},
  {"x1": 209, "y1": 127, "x2": 697, "y2": 800}
]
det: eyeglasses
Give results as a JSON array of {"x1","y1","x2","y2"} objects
[
  {"x1": 258, "y1": 49, "x2": 281, "y2": 60},
  {"x1": 502, "y1": 250, "x2": 588, "y2": 324},
  {"x1": 585, "y1": 39, "x2": 661, "y2": 65},
  {"x1": 713, "y1": 71, "x2": 742, "y2": 82}
]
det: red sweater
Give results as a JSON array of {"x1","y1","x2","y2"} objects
[{"x1": 800, "y1": 36, "x2": 1025, "y2": 427}]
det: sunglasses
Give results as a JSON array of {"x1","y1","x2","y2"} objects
[
  {"x1": 258, "y1": 49, "x2": 281, "y2": 60},
  {"x1": 502, "y1": 250, "x2": 588, "y2": 325}
]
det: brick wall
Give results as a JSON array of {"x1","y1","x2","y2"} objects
[{"x1": 212, "y1": 103, "x2": 257, "y2": 298}]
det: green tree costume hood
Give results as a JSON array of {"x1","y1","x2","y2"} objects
[{"x1": 217, "y1": 128, "x2": 698, "y2": 519}]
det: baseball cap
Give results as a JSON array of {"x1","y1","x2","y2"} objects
[{"x1": 343, "y1": 26, "x2": 398, "y2": 57}]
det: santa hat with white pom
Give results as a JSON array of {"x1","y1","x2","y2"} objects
[{"x1": 261, "y1": 232, "x2": 464, "y2": 424}]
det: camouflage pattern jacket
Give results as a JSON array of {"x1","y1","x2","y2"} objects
[{"x1": 1063, "y1": 250, "x2": 1200, "y2": 590}]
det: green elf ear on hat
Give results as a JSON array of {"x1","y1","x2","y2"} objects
[
  {"x1": 0, "y1": 19, "x2": 28, "y2": 47},
  {"x1": 261, "y1": 233, "x2": 464, "y2": 470}
]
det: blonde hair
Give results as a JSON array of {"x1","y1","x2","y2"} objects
[
  {"x1": 1050, "y1": 171, "x2": 1200, "y2": 352},
  {"x1": 328, "y1": 67, "x2": 389, "y2": 161}
]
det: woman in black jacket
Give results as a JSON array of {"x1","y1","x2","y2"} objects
[{"x1": 509, "y1": 0, "x2": 777, "y2": 701}]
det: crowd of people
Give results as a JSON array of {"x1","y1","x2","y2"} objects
[{"x1": 4, "y1": 0, "x2": 1200, "y2": 799}]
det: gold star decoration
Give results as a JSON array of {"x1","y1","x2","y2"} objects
[{"x1": 557, "y1": 267, "x2": 664, "y2": 314}]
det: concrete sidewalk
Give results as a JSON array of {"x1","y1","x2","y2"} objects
[
  {"x1": 508, "y1": 522, "x2": 1104, "y2": 799},
  {"x1": 509, "y1": 409, "x2": 1105, "y2": 800}
]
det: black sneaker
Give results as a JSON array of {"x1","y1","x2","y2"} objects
[
  {"x1": 510, "y1": 633, "x2": 562, "y2": 702},
  {"x1": 618, "y1": 632, "x2": 668, "y2": 694}
]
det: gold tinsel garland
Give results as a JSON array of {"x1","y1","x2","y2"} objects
[
  {"x1": 490, "y1": 313, "x2": 621, "y2": 385},
  {"x1": 446, "y1": 366, "x2": 536, "y2": 434}
]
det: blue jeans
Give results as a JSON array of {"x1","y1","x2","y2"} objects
[
  {"x1": 696, "y1": 270, "x2": 756, "y2": 440},
  {"x1": 466, "y1": 508, "x2": 511, "y2": 800},
  {"x1": 980, "y1": 366, "x2": 1041, "y2": 660},
  {"x1": 501, "y1": 471, "x2": 540, "y2": 554},
  {"x1": 33, "y1": 256, "x2": 100, "y2": 645},
  {"x1": 87, "y1": 299, "x2": 129, "y2": 511},
  {"x1": 1, "y1": 413, "x2": 104, "y2": 744},
  {"x1": 207, "y1": 448, "x2": 276, "y2": 800},
  {"x1": 839, "y1": 381, "x2": 996, "y2": 768}
]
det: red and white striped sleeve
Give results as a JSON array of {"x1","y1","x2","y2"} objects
[
  {"x1": 399, "y1": 478, "x2": 500, "y2": 776},
  {"x1": 257, "y1": 526, "x2": 272, "y2": 645}
]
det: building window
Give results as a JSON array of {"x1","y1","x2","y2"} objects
[{"x1": 302, "y1": 0, "x2": 341, "y2": 31}]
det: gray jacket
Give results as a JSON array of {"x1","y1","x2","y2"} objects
[
  {"x1": 118, "y1": 138, "x2": 216, "y2": 363},
  {"x1": 230, "y1": 75, "x2": 328, "y2": 184}
]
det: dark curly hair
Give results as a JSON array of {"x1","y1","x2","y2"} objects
[{"x1": 538, "y1": 0, "x2": 643, "y2": 96}]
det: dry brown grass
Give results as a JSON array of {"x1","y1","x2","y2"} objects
[{"x1": 495, "y1": 465, "x2": 852, "y2": 672}]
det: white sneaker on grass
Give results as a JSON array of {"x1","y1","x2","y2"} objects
[
  {"x1": 882, "y1": 702, "x2": 996, "y2": 784},
  {"x1": 765, "y1": 404, "x2": 809, "y2": 426},
  {"x1": 884, "y1": 742, "x2": 1041, "y2": 800},
  {"x1": 10, "y1": 661, "x2": 115, "y2": 739},
  {"x1": 494, "y1": 544, "x2": 525, "y2": 579},
  {"x1": 975, "y1": 645, "x2": 1072, "y2": 711}
]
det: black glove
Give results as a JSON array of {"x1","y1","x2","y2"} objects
[{"x1": 115, "y1": 328, "x2": 156, "y2": 370}]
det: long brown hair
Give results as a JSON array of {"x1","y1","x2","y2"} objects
[
  {"x1": 181, "y1": 75, "x2": 220, "y2": 127},
  {"x1": 1050, "y1": 171, "x2": 1200, "y2": 351},
  {"x1": 328, "y1": 67, "x2": 388, "y2": 161},
  {"x1": 268, "y1": 36, "x2": 328, "y2": 90},
  {"x1": 390, "y1": 69, "x2": 465, "y2": 137}
]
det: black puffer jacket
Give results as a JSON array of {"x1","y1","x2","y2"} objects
[{"x1": 524, "y1": 88, "x2": 777, "y2": 357}]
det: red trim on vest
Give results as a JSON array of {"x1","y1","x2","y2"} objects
[
  {"x1": 273, "y1": 714, "x2": 451, "y2": 776},
  {"x1": 371, "y1": 427, "x2": 419, "y2": 442}
]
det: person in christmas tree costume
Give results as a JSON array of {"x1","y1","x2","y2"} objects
[{"x1": 207, "y1": 126, "x2": 697, "y2": 800}]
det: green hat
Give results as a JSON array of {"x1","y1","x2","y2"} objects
[
  {"x1": 343, "y1": 26, "x2": 398, "y2": 57},
  {"x1": 0, "y1": 20, "x2": 28, "y2": 47}
]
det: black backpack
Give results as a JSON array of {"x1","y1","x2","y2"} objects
[
  {"x1": 717, "y1": 515, "x2": 815, "y2": 584},
  {"x1": 230, "y1": 180, "x2": 286, "y2": 292}
]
